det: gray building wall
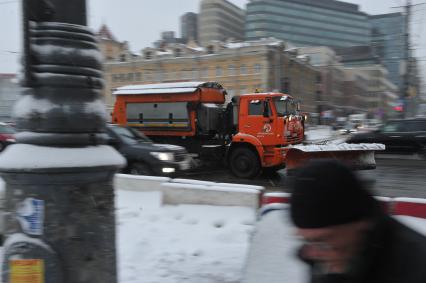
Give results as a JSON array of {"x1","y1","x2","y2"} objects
[
  {"x1": 181, "y1": 12, "x2": 198, "y2": 43},
  {"x1": 369, "y1": 13, "x2": 407, "y2": 91},
  {"x1": 0, "y1": 74, "x2": 20, "y2": 122},
  {"x1": 198, "y1": 0, "x2": 245, "y2": 46},
  {"x1": 245, "y1": 0, "x2": 371, "y2": 47}
]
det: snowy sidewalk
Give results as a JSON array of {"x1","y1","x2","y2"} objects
[{"x1": 117, "y1": 190, "x2": 256, "y2": 283}]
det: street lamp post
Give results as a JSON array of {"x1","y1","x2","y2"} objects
[{"x1": 0, "y1": 0, "x2": 125, "y2": 282}]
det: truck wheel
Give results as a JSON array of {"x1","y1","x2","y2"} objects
[
  {"x1": 129, "y1": 162, "x2": 152, "y2": 176},
  {"x1": 229, "y1": 147, "x2": 260, "y2": 179}
]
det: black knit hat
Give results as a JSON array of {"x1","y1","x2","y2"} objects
[{"x1": 290, "y1": 160, "x2": 379, "y2": 229}]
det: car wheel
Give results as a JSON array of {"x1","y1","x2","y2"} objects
[
  {"x1": 229, "y1": 147, "x2": 260, "y2": 179},
  {"x1": 129, "y1": 162, "x2": 153, "y2": 176}
]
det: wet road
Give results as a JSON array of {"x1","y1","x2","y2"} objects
[{"x1": 183, "y1": 156, "x2": 426, "y2": 198}]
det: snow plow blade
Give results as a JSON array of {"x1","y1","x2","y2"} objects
[{"x1": 285, "y1": 143, "x2": 385, "y2": 172}]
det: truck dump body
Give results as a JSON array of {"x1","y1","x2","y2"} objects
[{"x1": 112, "y1": 82, "x2": 226, "y2": 137}]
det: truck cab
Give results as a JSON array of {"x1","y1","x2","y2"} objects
[{"x1": 227, "y1": 93, "x2": 305, "y2": 178}]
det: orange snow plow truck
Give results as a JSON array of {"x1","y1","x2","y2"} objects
[{"x1": 112, "y1": 82, "x2": 384, "y2": 178}]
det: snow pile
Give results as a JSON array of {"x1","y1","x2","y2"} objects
[
  {"x1": 117, "y1": 190, "x2": 256, "y2": 283},
  {"x1": 290, "y1": 143, "x2": 385, "y2": 152},
  {"x1": 13, "y1": 95, "x2": 58, "y2": 118},
  {"x1": 113, "y1": 82, "x2": 207, "y2": 95},
  {"x1": 304, "y1": 126, "x2": 334, "y2": 141},
  {"x1": 0, "y1": 144, "x2": 126, "y2": 170}
]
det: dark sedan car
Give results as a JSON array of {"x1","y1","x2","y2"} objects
[
  {"x1": 106, "y1": 124, "x2": 191, "y2": 176},
  {"x1": 347, "y1": 118, "x2": 426, "y2": 157}
]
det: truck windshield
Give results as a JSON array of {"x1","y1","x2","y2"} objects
[
  {"x1": 273, "y1": 96, "x2": 297, "y2": 116},
  {"x1": 110, "y1": 125, "x2": 152, "y2": 144}
]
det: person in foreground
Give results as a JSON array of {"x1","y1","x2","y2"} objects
[{"x1": 290, "y1": 160, "x2": 426, "y2": 283}]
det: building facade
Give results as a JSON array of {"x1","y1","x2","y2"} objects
[
  {"x1": 181, "y1": 12, "x2": 198, "y2": 43},
  {"x1": 349, "y1": 65, "x2": 399, "y2": 120},
  {"x1": 102, "y1": 38, "x2": 322, "y2": 119},
  {"x1": 245, "y1": 0, "x2": 371, "y2": 47},
  {"x1": 97, "y1": 24, "x2": 133, "y2": 62},
  {"x1": 297, "y1": 46, "x2": 399, "y2": 120},
  {"x1": 198, "y1": 0, "x2": 245, "y2": 46},
  {"x1": 0, "y1": 74, "x2": 20, "y2": 121},
  {"x1": 369, "y1": 13, "x2": 407, "y2": 91}
]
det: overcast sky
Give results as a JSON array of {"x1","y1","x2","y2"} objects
[{"x1": 1, "y1": 0, "x2": 425, "y2": 80}]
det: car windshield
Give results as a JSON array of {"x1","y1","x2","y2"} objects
[
  {"x1": 110, "y1": 125, "x2": 152, "y2": 145},
  {"x1": 273, "y1": 96, "x2": 297, "y2": 116},
  {"x1": 382, "y1": 121, "x2": 404, "y2": 133},
  {"x1": 0, "y1": 124, "x2": 15, "y2": 134}
]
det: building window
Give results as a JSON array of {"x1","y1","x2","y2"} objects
[
  {"x1": 254, "y1": 64, "x2": 262, "y2": 74},
  {"x1": 135, "y1": 72, "x2": 142, "y2": 81},
  {"x1": 145, "y1": 51, "x2": 152, "y2": 60},
  {"x1": 228, "y1": 65, "x2": 236, "y2": 76},
  {"x1": 316, "y1": 74, "x2": 322, "y2": 84},
  {"x1": 282, "y1": 77, "x2": 290, "y2": 93},
  {"x1": 316, "y1": 91, "x2": 322, "y2": 102},
  {"x1": 192, "y1": 69, "x2": 198, "y2": 79},
  {"x1": 216, "y1": 66, "x2": 223, "y2": 77},
  {"x1": 240, "y1": 64, "x2": 248, "y2": 75},
  {"x1": 207, "y1": 45, "x2": 215, "y2": 54},
  {"x1": 127, "y1": 73, "x2": 134, "y2": 81},
  {"x1": 111, "y1": 74, "x2": 117, "y2": 82},
  {"x1": 119, "y1": 74, "x2": 125, "y2": 82},
  {"x1": 181, "y1": 70, "x2": 190, "y2": 80},
  {"x1": 201, "y1": 68, "x2": 209, "y2": 78},
  {"x1": 120, "y1": 54, "x2": 126, "y2": 62},
  {"x1": 175, "y1": 49, "x2": 182, "y2": 57}
]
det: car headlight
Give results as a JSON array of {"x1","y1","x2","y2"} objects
[{"x1": 150, "y1": 152, "x2": 174, "y2": 161}]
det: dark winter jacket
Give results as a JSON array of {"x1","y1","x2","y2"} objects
[{"x1": 300, "y1": 214, "x2": 426, "y2": 283}]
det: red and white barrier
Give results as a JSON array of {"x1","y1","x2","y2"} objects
[
  {"x1": 393, "y1": 198, "x2": 426, "y2": 219},
  {"x1": 261, "y1": 193, "x2": 426, "y2": 219},
  {"x1": 261, "y1": 192, "x2": 291, "y2": 206}
]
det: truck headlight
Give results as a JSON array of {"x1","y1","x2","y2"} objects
[{"x1": 150, "y1": 152, "x2": 174, "y2": 161}]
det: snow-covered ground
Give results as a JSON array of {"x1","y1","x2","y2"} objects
[{"x1": 117, "y1": 190, "x2": 257, "y2": 283}]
